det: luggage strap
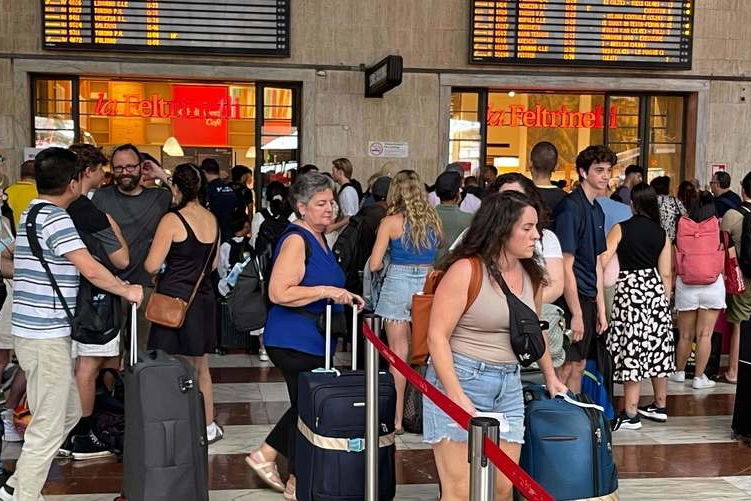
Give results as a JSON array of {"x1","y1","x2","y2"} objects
[
  {"x1": 554, "y1": 392, "x2": 605, "y2": 413},
  {"x1": 297, "y1": 418, "x2": 395, "y2": 453}
]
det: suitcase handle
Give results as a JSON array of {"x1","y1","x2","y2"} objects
[
  {"x1": 129, "y1": 302, "x2": 138, "y2": 367},
  {"x1": 323, "y1": 301, "x2": 360, "y2": 372},
  {"x1": 554, "y1": 392, "x2": 605, "y2": 413}
]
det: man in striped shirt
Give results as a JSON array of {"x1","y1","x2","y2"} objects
[{"x1": 0, "y1": 148, "x2": 142, "y2": 501}]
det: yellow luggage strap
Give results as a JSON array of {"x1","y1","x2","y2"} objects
[{"x1": 297, "y1": 417, "x2": 396, "y2": 453}]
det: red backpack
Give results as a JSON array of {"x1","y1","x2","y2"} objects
[{"x1": 675, "y1": 215, "x2": 724, "y2": 285}]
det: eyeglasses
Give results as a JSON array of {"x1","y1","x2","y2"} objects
[
  {"x1": 709, "y1": 180, "x2": 719, "y2": 185},
  {"x1": 112, "y1": 163, "x2": 140, "y2": 174}
]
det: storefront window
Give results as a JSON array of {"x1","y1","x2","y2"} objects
[
  {"x1": 34, "y1": 78, "x2": 77, "y2": 148},
  {"x1": 648, "y1": 95, "x2": 684, "y2": 187},
  {"x1": 448, "y1": 91, "x2": 482, "y2": 172},
  {"x1": 451, "y1": 89, "x2": 687, "y2": 189},
  {"x1": 32, "y1": 76, "x2": 302, "y2": 206}
]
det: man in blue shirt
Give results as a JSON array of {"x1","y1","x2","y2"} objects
[
  {"x1": 710, "y1": 171, "x2": 742, "y2": 218},
  {"x1": 553, "y1": 145, "x2": 615, "y2": 393}
]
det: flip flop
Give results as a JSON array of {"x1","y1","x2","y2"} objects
[{"x1": 245, "y1": 450, "x2": 285, "y2": 493}]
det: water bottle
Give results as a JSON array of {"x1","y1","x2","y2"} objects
[{"x1": 227, "y1": 256, "x2": 251, "y2": 287}]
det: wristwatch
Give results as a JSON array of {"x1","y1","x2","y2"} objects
[{"x1": 538, "y1": 320, "x2": 550, "y2": 331}]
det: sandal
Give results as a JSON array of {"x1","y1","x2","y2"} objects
[
  {"x1": 723, "y1": 373, "x2": 738, "y2": 384},
  {"x1": 245, "y1": 450, "x2": 285, "y2": 493},
  {"x1": 283, "y1": 477, "x2": 297, "y2": 501}
]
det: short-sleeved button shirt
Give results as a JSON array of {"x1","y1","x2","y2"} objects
[{"x1": 553, "y1": 188, "x2": 606, "y2": 299}]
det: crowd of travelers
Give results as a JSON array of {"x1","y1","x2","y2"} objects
[{"x1": 0, "y1": 139, "x2": 744, "y2": 500}]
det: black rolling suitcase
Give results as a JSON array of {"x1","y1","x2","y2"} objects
[
  {"x1": 732, "y1": 320, "x2": 751, "y2": 441},
  {"x1": 121, "y1": 304, "x2": 209, "y2": 501},
  {"x1": 296, "y1": 304, "x2": 397, "y2": 501}
]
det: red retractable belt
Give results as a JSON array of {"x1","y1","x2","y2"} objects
[{"x1": 362, "y1": 323, "x2": 553, "y2": 501}]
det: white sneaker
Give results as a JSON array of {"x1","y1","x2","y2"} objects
[
  {"x1": 259, "y1": 348, "x2": 269, "y2": 362},
  {"x1": 1, "y1": 409, "x2": 22, "y2": 442},
  {"x1": 669, "y1": 371, "x2": 686, "y2": 383},
  {"x1": 206, "y1": 421, "x2": 224, "y2": 445},
  {"x1": 692, "y1": 374, "x2": 716, "y2": 390}
]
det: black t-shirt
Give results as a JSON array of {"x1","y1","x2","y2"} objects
[
  {"x1": 206, "y1": 179, "x2": 240, "y2": 240},
  {"x1": 538, "y1": 186, "x2": 567, "y2": 215},
  {"x1": 67, "y1": 195, "x2": 121, "y2": 271},
  {"x1": 360, "y1": 202, "x2": 387, "y2": 257},
  {"x1": 228, "y1": 181, "x2": 254, "y2": 210}
]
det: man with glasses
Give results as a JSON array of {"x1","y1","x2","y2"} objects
[
  {"x1": 710, "y1": 171, "x2": 741, "y2": 218},
  {"x1": 92, "y1": 144, "x2": 171, "y2": 350}
]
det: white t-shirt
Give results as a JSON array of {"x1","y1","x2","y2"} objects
[
  {"x1": 338, "y1": 185, "x2": 360, "y2": 217},
  {"x1": 428, "y1": 190, "x2": 481, "y2": 214},
  {"x1": 12, "y1": 200, "x2": 86, "y2": 339}
]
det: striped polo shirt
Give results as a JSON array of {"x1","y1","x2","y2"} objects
[{"x1": 12, "y1": 199, "x2": 86, "y2": 339}]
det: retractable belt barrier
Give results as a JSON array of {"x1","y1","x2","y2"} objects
[{"x1": 362, "y1": 322, "x2": 553, "y2": 501}]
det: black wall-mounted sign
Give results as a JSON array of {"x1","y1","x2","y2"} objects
[
  {"x1": 470, "y1": 1, "x2": 693, "y2": 69},
  {"x1": 364, "y1": 55, "x2": 403, "y2": 98},
  {"x1": 42, "y1": 0, "x2": 290, "y2": 56}
]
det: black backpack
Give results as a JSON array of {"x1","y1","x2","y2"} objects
[
  {"x1": 737, "y1": 204, "x2": 751, "y2": 277},
  {"x1": 25, "y1": 203, "x2": 122, "y2": 345},
  {"x1": 255, "y1": 209, "x2": 292, "y2": 262},
  {"x1": 332, "y1": 213, "x2": 367, "y2": 292},
  {"x1": 227, "y1": 226, "x2": 310, "y2": 332}
]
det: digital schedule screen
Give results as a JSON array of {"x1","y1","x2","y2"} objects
[
  {"x1": 471, "y1": 1, "x2": 694, "y2": 69},
  {"x1": 42, "y1": 0, "x2": 290, "y2": 56}
]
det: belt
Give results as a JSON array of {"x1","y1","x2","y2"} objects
[{"x1": 297, "y1": 417, "x2": 395, "y2": 453}]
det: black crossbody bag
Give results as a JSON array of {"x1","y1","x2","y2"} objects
[{"x1": 491, "y1": 269, "x2": 547, "y2": 367}]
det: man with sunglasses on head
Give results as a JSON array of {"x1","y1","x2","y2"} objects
[{"x1": 91, "y1": 144, "x2": 171, "y2": 350}]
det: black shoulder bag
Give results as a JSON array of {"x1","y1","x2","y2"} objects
[
  {"x1": 491, "y1": 269, "x2": 547, "y2": 367},
  {"x1": 26, "y1": 203, "x2": 121, "y2": 345}
]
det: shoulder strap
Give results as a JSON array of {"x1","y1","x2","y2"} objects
[
  {"x1": 172, "y1": 210, "x2": 194, "y2": 237},
  {"x1": 464, "y1": 256, "x2": 482, "y2": 313},
  {"x1": 184, "y1": 233, "x2": 218, "y2": 310},
  {"x1": 25, "y1": 203, "x2": 75, "y2": 325}
]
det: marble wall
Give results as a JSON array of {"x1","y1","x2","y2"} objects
[{"x1": 0, "y1": 0, "x2": 750, "y2": 184}]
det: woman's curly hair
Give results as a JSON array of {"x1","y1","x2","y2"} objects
[
  {"x1": 386, "y1": 170, "x2": 442, "y2": 250},
  {"x1": 172, "y1": 163, "x2": 206, "y2": 209}
]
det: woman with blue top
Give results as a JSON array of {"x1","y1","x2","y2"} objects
[
  {"x1": 245, "y1": 172, "x2": 363, "y2": 500},
  {"x1": 369, "y1": 169, "x2": 442, "y2": 433}
]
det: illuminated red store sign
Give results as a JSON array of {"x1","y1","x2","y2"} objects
[
  {"x1": 487, "y1": 103, "x2": 618, "y2": 129},
  {"x1": 93, "y1": 91, "x2": 242, "y2": 120}
]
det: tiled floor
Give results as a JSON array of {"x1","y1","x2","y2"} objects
[{"x1": 8, "y1": 352, "x2": 751, "y2": 500}]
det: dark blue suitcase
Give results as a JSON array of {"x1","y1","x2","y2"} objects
[
  {"x1": 296, "y1": 305, "x2": 397, "y2": 501},
  {"x1": 520, "y1": 385, "x2": 618, "y2": 500}
]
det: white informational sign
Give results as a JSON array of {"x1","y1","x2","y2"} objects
[
  {"x1": 24, "y1": 148, "x2": 42, "y2": 161},
  {"x1": 367, "y1": 141, "x2": 408, "y2": 158},
  {"x1": 711, "y1": 162, "x2": 727, "y2": 175}
]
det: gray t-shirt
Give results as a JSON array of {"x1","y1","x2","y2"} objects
[{"x1": 92, "y1": 186, "x2": 171, "y2": 286}]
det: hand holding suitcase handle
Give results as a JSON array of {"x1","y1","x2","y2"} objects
[{"x1": 554, "y1": 391, "x2": 605, "y2": 413}]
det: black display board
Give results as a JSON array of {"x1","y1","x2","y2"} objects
[
  {"x1": 42, "y1": 0, "x2": 289, "y2": 56},
  {"x1": 470, "y1": 1, "x2": 693, "y2": 69}
]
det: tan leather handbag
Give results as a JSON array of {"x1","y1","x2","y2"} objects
[{"x1": 146, "y1": 239, "x2": 217, "y2": 329}]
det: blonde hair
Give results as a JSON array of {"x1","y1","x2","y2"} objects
[{"x1": 386, "y1": 170, "x2": 442, "y2": 249}]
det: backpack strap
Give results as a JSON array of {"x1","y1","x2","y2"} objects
[{"x1": 25, "y1": 203, "x2": 75, "y2": 326}]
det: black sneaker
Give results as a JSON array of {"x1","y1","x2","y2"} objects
[
  {"x1": 611, "y1": 412, "x2": 642, "y2": 431},
  {"x1": 59, "y1": 432, "x2": 74, "y2": 457},
  {"x1": 637, "y1": 402, "x2": 668, "y2": 423},
  {"x1": 70, "y1": 430, "x2": 114, "y2": 460}
]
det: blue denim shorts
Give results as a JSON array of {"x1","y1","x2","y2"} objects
[
  {"x1": 374, "y1": 264, "x2": 430, "y2": 322},
  {"x1": 423, "y1": 352, "x2": 525, "y2": 445}
]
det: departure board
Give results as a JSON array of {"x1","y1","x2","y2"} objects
[
  {"x1": 41, "y1": 0, "x2": 290, "y2": 56},
  {"x1": 471, "y1": 1, "x2": 694, "y2": 69}
]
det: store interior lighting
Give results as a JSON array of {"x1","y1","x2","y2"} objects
[
  {"x1": 493, "y1": 156, "x2": 520, "y2": 169},
  {"x1": 162, "y1": 136, "x2": 184, "y2": 156},
  {"x1": 245, "y1": 146, "x2": 256, "y2": 159}
]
